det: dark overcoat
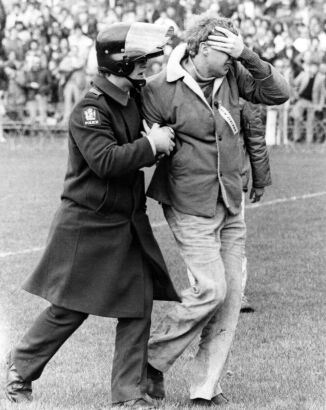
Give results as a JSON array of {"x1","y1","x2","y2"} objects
[{"x1": 23, "y1": 74, "x2": 180, "y2": 318}]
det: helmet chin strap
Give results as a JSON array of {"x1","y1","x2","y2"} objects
[
  {"x1": 126, "y1": 76, "x2": 146, "y2": 89},
  {"x1": 98, "y1": 67, "x2": 146, "y2": 89}
]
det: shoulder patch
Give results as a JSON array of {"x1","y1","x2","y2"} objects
[
  {"x1": 86, "y1": 87, "x2": 103, "y2": 99},
  {"x1": 83, "y1": 106, "x2": 101, "y2": 126}
]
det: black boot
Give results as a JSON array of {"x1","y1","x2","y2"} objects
[
  {"x1": 5, "y1": 352, "x2": 33, "y2": 403},
  {"x1": 191, "y1": 393, "x2": 229, "y2": 407},
  {"x1": 146, "y1": 363, "x2": 165, "y2": 399}
]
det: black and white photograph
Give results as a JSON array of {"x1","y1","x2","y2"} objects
[{"x1": 0, "y1": 0, "x2": 325, "y2": 409}]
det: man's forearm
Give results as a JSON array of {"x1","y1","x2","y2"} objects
[{"x1": 238, "y1": 46, "x2": 271, "y2": 80}]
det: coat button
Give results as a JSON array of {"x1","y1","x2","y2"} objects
[
  {"x1": 214, "y1": 101, "x2": 219, "y2": 108},
  {"x1": 220, "y1": 173, "x2": 223, "y2": 177},
  {"x1": 218, "y1": 136, "x2": 222, "y2": 141}
]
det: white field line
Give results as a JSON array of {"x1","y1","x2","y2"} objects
[
  {"x1": 151, "y1": 190, "x2": 326, "y2": 228},
  {"x1": 0, "y1": 246, "x2": 44, "y2": 258},
  {"x1": 1, "y1": 191, "x2": 326, "y2": 259}
]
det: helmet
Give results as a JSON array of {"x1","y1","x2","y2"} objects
[{"x1": 96, "y1": 22, "x2": 173, "y2": 83}]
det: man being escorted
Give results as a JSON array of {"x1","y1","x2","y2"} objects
[
  {"x1": 5, "y1": 22, "x2": 179, "y2": 409},
  {"x1": 142, "y1": 15, "x2": 289, "y2": 405}
]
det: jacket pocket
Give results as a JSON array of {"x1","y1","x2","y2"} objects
[
  {"x1": 95, "y1": 181, "x2": 118, "y2": 215},
  {"x1": 171, "y1": 142, "x2": 192, "y2": 174}
]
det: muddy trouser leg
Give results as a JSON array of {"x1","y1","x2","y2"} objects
[{"x1": 148, "y1": 202, "x2": 246, "y2": 399}]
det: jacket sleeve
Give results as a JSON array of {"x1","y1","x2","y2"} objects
[
  {"x1": 235, "y1": 47, "x2": 290, "y2": 105},
  {"x1": 141, "y1": 84, "x2": 165, "y2": 127},
  {"x1": 69, "y1": 97, "x2": 156, "y2": 179},
  {"x1": 242, "y1": 102, "x2": 272, "y2": 189}
]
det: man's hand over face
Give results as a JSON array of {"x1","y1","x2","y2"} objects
[{"x1": 207, "y1": 26, "x2": 244, "y2": 59}]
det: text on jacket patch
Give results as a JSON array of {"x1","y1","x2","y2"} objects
[{"x1": 83, "y1": 107, "x2": 100, "y2": 126}]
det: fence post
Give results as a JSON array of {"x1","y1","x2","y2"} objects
[
  {"x1": 0, "y1": 96, "x2": 6, "y2": 143},
  {"x1": 282, "y1": 103, "x2": 289, "y2": 145},
  {"x1": 265, "y1": 106, "x2": 278, "y2": 145}
]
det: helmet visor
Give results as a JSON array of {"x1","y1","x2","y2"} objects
[
  {"x1": 130, "y1": 50, "x2": 165, "y2": 64},
  {"x1": 125, "y1": 22, "x2": 173, "y2": 59}
]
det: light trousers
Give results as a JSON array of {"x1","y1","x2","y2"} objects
[{"x1": 148, "y1": 201, "x2": 246, "y2": 399}]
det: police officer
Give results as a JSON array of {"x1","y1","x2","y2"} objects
[{"x1": 5, "y1": 22, "x2": 179, "y2": 409}]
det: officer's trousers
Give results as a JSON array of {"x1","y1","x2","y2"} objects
[{"x1": 12, "y1": 265, "x2": 153, "y2": 404}]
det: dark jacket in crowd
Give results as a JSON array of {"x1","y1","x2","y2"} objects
[
  {"x1": 24, "y1": 67, "x2": 52, "y2": 99},
  {"x1": 23, "y1": 74, "x2": 180, "y2": 318}
]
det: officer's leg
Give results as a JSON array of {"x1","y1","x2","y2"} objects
[
  {"x1": 12, "y1": 305, "x2": 88, "y2": 381},
  {"x1": 111, "y1": 257, "x2": 153, "y2": 404}
]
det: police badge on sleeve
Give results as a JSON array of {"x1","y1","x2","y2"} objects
[{"x1": 83, "y1": 107, "x2": 101, "y2": 126}]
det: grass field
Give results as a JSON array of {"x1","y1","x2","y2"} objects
[{"x1": 0, "y1": 138, "x2": 325, "y2": 410}]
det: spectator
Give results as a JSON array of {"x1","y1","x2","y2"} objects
[
  {"x1": 21, "y1": 2, "x2": 42, "y2": 28},
  {"x1": 58, "y1": 45, "x2": 85, "y2": 124},
  {"x1": 293, "y1": 23, "x2": 311, "y2": 53},
  {"x1": 68, "y1": 23, "x2": 93, "y2": 62},
  {"x1": 33, "y1": 15, "x2": 48, "y2": 39},
  {"x1": 3, "y1": 27, "x2": 25, "y2": 61},
  {"x1": 309, "y1": 16, "x2": 322, "y2": 37},
  {"x1": 44, "y1": 34, "x2": 61, "y2": 63},
  {"x1": 86, "y1": 15, "x2": 98, "y2": 39},
  {"x1": 0, "y1": 58, "x2": 6, "y2": 142},
  {"x1": 14, "y1": 20, "x2": 30, "y2": 45},
  {"x1": 29, "y1": 27, "x2": 48, "y2": 51},
  {"x1": 39, "y1": 4, "x2": 55, "y2": 27},
  {"x1": 154, "y1": 8, "x2": 181, "y2": 37},
  {"x1": 59, "y1": 37, "x2": 70, "y2": 57},
  {"x1": 5, "y1": 3, "x2": 23, "y2": 30},
  {"x1": 4, "y1": 63, "x2": 25, "y2": 121},
  {"x1": 292, "y1": 60, "x2": 326, "y2": 142},
  {"x1": 0, "y1": 57, "x2": 8, "y2": 95},
  {"x1": 122, "y1": 10, "x2": 137, "y2": 24},
  {"x1": 99, "y1": 9, "x2": 119, "y2": 29},
  {"x1": 76, "y1": 10, "x2": 90, "y2": 34},
  {"x1": 5, "y1": 50, "x2": 20, "y2": 70},
  {"x1": 55, "y1": 7, "x2": 74, "y2": 37},
  {"x1": 0, "y1": 0, "x2": 6, "y2": 44},
  {"x1": 84, "y1": 42, "x2": 98, "y2": 85},
  {"x1": 310, "y1": 37, "x2": 323, "y2": 63},
  {"x1": 47, "y1": 20, "x2": 63, "y2": 39},
  {"x1": 0, "y1": 0, "x2": 325, "y2": 142},
  {"x1": 24, "y1": 39, "x2": 43, "y2": 72},
  {"x1": 24, "y1": 55, "x2": 51, "y2": 124}
]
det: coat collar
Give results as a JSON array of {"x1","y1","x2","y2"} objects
[
  {"x1": 166, "y1": 43, "x2": 224, "y2": 108},
  {"x1": 92, "y1": 74, "x2": 130, "y2": 106},
  {"x1": 166, "y1": 43, "x2": 188, "y2": 82}
]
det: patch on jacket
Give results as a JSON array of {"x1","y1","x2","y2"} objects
[{"x1": 83, "y1": 107, "x2": 101, "y2": 126}]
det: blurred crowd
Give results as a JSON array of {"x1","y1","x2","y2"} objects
[{"x1": 0, "y1": 0, "x2": 325, "y2": 141}]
